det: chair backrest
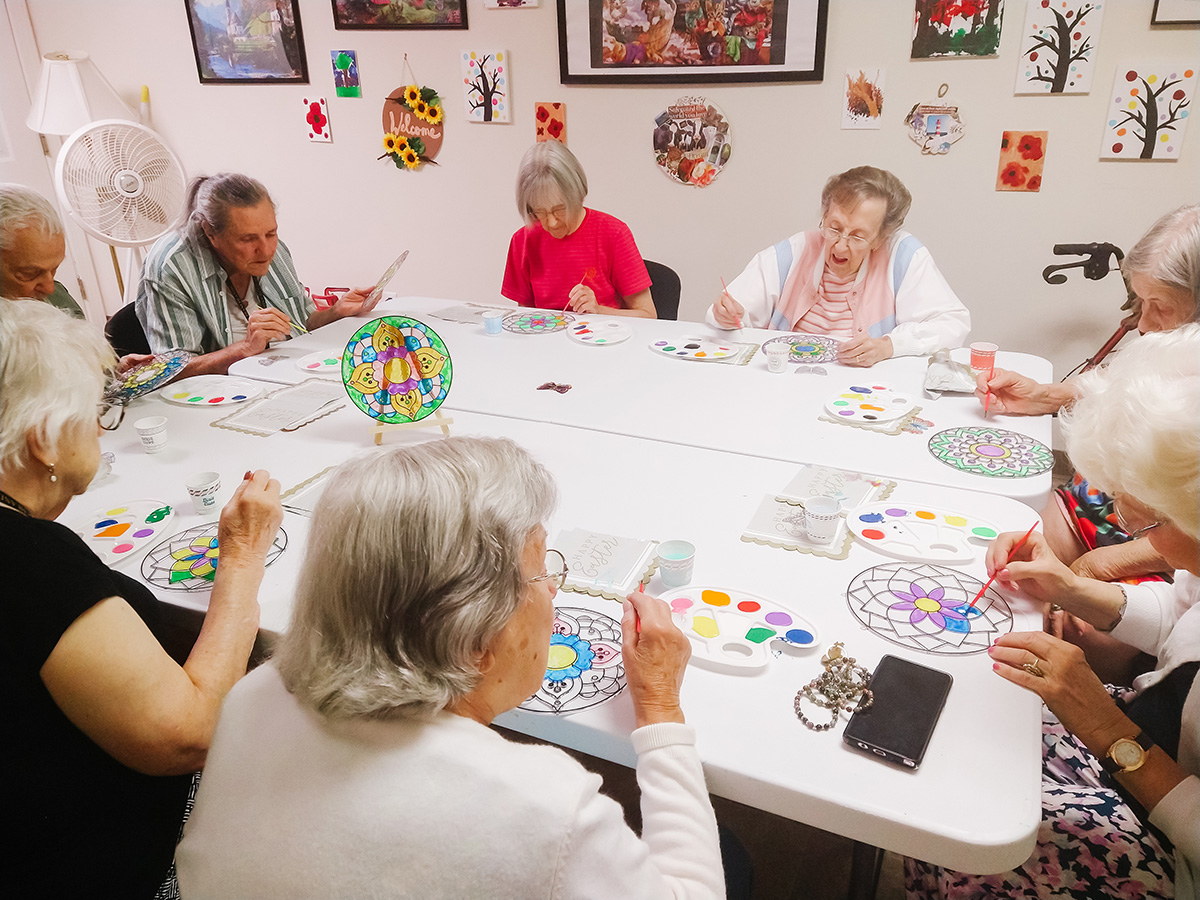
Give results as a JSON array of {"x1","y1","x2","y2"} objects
[
  {"x1": 105, "y1": 303, "x2": 151, "y2": 357},
  {"x1": 644, "y1": 259, "x2": 681, "y2": 320}
]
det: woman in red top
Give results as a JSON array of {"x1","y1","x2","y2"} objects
[{"x1": 501, "y1": 142, "x2": 656, "y2": 318}]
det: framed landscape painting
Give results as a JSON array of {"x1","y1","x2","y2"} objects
[
  {"x1": 331, "y1": 0, "x2": 467, "y2": 29},
  {"x1": 558, "y1": 0, "x2": 829, "y2": 84},
  {"x1": 185, "y1": 0, "x2": 309, "y2": 84}
]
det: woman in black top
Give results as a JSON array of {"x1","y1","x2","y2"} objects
[{"x1": 0, "y1": 299, "x2": 282, "y2": 897}]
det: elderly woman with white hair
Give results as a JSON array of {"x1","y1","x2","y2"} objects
[
  {"x1": 0, "y1": 182, "x2": 83, "y2": 317},
  {"x1": 176, "y1": 437, "x2": 724, "y2": 899},
  {"x1": 501, "y1": 141, "x2": 657, "y2": 317},
  {"x1": 708, "y1": 165, "x2": 970, "y2": 367},
  {"x1": 0, "y1": 300, "x2": 283, "y2": 898},
  {"x1": 907, "y1": 324, "x2": 1200, "y2": 899}
]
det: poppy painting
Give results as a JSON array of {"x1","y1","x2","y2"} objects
[{"x1": 996, "y1": 130, "x2": 1048, "y2": 191}]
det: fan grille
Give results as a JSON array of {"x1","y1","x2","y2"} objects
[{"x1": 58, "y1": 122, "x2": 185, "y2": 246}]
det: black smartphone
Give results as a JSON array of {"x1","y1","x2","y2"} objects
[{"x1": 843, "y1": 655, "x2": 953, "y2": 770}]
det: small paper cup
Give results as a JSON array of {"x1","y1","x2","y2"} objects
[
  {"x1": 133, "y1": 416, "x2": 168, "y2": 454},
  {"x1": 185, "y1": 471, "x2": 221, "y2": 514},
  {"x1": 483, "y1": 311, "x2": 505, "y2": 335},
  {"x1": 657, "y1": 539, "x2": 696, "y2": 588},
  {"x1": 970, "y1": 342, "x2": 999, "y2": 372},
  {"x1": 764, "y1": 343, "x2": 790, "y2": 373},
  {"x1": 801, "y1": 497, "x2": 841, "y2": 544}
]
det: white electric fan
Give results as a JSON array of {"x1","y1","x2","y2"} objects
[{"x1": 54, "y1": 119, "x2": 186, "y2": 307}]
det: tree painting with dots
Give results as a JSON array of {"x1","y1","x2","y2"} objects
[
  {"x1": 1014, "y1": 1, "x2": 1105, "y2": 95},
  {"x1": 460, "y1": 50, "x2": 509, "y2": 124},
  {"x1": 1101, "y1": 64, "x2": 1195, "y2": 160}
]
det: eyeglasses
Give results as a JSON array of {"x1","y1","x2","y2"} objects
[
  {"x1": 1115, "y1": 498, "x2": 1161, "y2": 540},
  {"x1": 98, "y1": 400, "x2": 126, "y2": 432},
  {"x1": 820, "y1": 225, "x2": 872, "y2": 249},
  {"x1": 531, "y1": 204, "x2": 568, "y2": 223},
  {"x1": 528, "y1": 548, "x2": 567, "y2": 592}
]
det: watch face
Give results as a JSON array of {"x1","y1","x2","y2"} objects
[{"x1": 1111, "y1": 738, "x2": 1146, "y2": 769}]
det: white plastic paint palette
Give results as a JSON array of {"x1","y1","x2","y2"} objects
[
  {"x1": 825, "y1": 385, "x2": 915, "y2": 424},
  {"x1": 568, "y1": 318, "x2": 632, "y2": 346},
  {"x1": 76, "y1": 500, "x2": 175, "y2": 565},
  {"x1": 661, "y1": 586, "x2": 819, "y2": 672},
  {"x1": 848, "y1": 502, "x2": 1000, "y2": 564},
  {"x1": 649, "y1": 337, "x2": 734, "y2": 361},
  {"x1": 162, "y1": 375, "x2": 264, "y2": 407},
  {"x1": 295, "y1": 349, "x2": 342, "y2": 373}
]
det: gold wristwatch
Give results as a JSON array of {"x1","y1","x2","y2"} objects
[{"x1": 1101, "y1": 731, "x2": 1154, "y2": 776}]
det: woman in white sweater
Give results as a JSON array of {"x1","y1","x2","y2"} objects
[
  {"x1": 907, "y1": 325, "x2": 1200, "y2": 899},
  {"x1": 176, "y1": 436, "x2": 725, "y2": 900}
]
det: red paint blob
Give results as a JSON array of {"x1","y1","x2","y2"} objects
[
  {"x1": 1029, "y1": 51, "x2": 1038, "y2": 61},
  {"x1": 208, "y1": 397, "x2": 224, "y2": 403},
  {"x1": 1126, "y1": 70, "x2": 1138, "y2": 82},
  {"x1": 1112, "y1": 143, "x2": 1123, "y2": 153},
  {"x1": 862, "y1": 529, "x2": 886, "y2": 540},
  {"x1": 737, "y1": 600, "x2": 761, "y2": 613},
  {"x1": 1174, "y1": 90, "x2": 1187, "y2": 101}
]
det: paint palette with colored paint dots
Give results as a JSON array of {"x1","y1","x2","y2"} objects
[
  {"x1": 161, "y1": 375, "x2": 264, "y2": 407},
  {"x1": 74, "y1": 500, "x2": 175, "y2": 566},
  {"x1": 824, "y1": 385, "x2": 916, "y2": 424},
  {"x1": 660, "y1": 586, "x2": 820, "y2": 672},
  {"x1": 295, "y1": 349, "x2": 342, "y2": 374},
  {"x1": 567, "y1": 318, "x2": 632, "y2": 346},
  {"x1": 847, "y1": 502, "x2": 1000, "y2": 564},
  {"x1": 648, "y1": 337, "x2": 734, "y2": 361}
]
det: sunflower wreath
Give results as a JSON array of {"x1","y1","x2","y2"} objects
[{"x1": 380, "y1": 84, "x2": 444, "y2": 171}]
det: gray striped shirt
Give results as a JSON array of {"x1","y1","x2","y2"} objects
[{"x1": 135, "y1": 233, "x2": 314, "y2": 354}]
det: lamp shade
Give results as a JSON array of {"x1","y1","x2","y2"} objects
[{"x1": 26, "y1": 51, "x2": 133, "y2": 135}]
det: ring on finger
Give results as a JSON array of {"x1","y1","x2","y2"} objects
[{"x1": 1022, "y1": 659, "x2": 1046, "y2": 678}]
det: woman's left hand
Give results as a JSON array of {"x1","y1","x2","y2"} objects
[
  {"x1": 567, "y1": 283, "x2": 600, "y2": 315},
  {"x1": 330, "y1": 286, "x2": 381, "y2": 318},
  {"x1": 990, "y1": 631, "x2": 1131, "y2": 751},
  {"x1": 837, "y1": 335, "x2": 893, "y2": 367}
]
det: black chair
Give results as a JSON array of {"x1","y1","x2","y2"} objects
[
  {"x1": 644, "y1": 259, "x2": 681, "y2": 321},
  {"x1": 105, "y1": 302, "x2": 151, "y2": 357}
]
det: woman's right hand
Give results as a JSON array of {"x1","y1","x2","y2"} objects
[
  {"x1": 622, "y1": 591, "x2": 691, "y2": 728},
  {"x1": 985, "y1": 529, "x2": 1078, "y2": 604},
  {"x1": 974, "y1": 368, "x2": 1058, "y2": 416},
  {"x1": 712, "y1": 291, "x2": 744, "y2": 329},
  {"x1": 217, "y1": 469, "x2": 283, "y2": 566}
]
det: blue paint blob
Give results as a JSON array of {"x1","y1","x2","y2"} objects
[
  {"x1": 943, "y1": 617, "x2": 971, "y2": 634},
  {"x1": 784, "y1": 628, "x2": 814, "y2": 645},
  {"x1": 362, "y1": 346, "x2": 377, "y2": 362},
  {"x1": 405, "y1": 336, "x2": 421, "y2": 350},
  {"x1": 858, "y1": 512, "x2": 885, "y2": 523},
  {"x1": 850, "y1": 385, "x2": 871, "y2": 393},
  {"x1": 95, "y1": 518, "x2": 118, "y2": 528},
  {"x1": 232, "y1": 395, "x2": 246, "y2": 400}
]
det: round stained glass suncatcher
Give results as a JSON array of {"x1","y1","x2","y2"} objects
[
  {"x1": 519, "y1": 607, "x2": 626, "y2": 715},
  {"x1": 106, "y1": 350, "x2": 192, "y2": 404},
  {"x1": 761, "y1": 333, "x2": 840, "y2": 364},
  {"x1": 927, "y1": 426, "x2": 1053, "y2": 479},
  {"x1": 140, "y1": 523, "x2": 288, "y2": 592},
  {"x1": 341, "y1": 316, "x2": 452, "y2": 424},
  {"x1": 503, "y1": 311, "x2": 574, "y2": 334},
  {"x1": 846, "y1": 562, "x2": 1013, "y2": 655}
]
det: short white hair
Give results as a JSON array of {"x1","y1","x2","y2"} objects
[
  {"x1": 0, "y1": 183, "x2": 63, "y2": 252},
  {"x1": 514, "y1": 141, "x2": 588, "y2": 227},
  {"x1": 1123, "y1": 204, "x2": 1200, "y2": 323},
  {"x1": 1063, "y1": 324, "x2": 1200, "y2": 536},
  {"x1": 0, "y1": 299, "x2": 114, "y2": 476},
  {"x1": 276, "y1": 436, "x2": 557, "y2": 720}
]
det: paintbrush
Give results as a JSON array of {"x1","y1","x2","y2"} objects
[
  {"x1": 970, "y1": 521, "x2": 1038, "y2": 608},
  {"x1": 983, "y1": 361, "x2": 995, "y2": 419},
  {"x1": 719, "y1": 276, "x2": 742, "y2": 333}
]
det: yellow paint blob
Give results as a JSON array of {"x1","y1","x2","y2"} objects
[
  {"x1": 914, "y1": 596, "x2": 941, "y2": 613},
  {"x1": 702, "y1": 590, "x2": 731, "y2": 607},
  {"x1": 1161, "y1": 133, "x2": 1170, "y2": 142},
  {"x1": 944, "y1": 515, "x2": 968, "y2": 526},
  {"x1": 692, "y1": 616, "x2": 720, "y2": 638},
  {"x1": 547, "y1": 644, "x2": 579, "y2": 670},
  {"x1": 1148, "y1": 74, "x2": 1158, "y2": 84},
  {"x1": 106, "y1": 507, "x2": 128, "y2": 515}
]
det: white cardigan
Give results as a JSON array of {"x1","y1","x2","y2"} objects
[
  {"x1": 1114, "y1": 572, "x2": 1200, "y2": 897},
  {"x1": 705, "y1": 230, "x2": 970, "y2": 358},
  {"x1": 176, "y1": 665, "x2": 725, "y2": 900}
]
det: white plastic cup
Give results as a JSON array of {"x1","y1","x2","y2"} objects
[
  {"x1": 801, "y1": 496, "x2": 841, "y2": 544},
  {"x1": 185, "y1": 471, "x2": 221, "y2": 514},
  {"x1": 765, "y1": 343, "x2": 790, "y2": 373},
  {"x1": 134, "y1": 416, "x2": 168, "y2": 454},
  {"x1": 657, "y1": 540, "x2": 696, "y2": 588},
  {"x1": 970, "y1": 341, "x2": 999, "y2": 373},
  {"x1": 483, "y1": 311, "x2": 505, "y2": 335}
]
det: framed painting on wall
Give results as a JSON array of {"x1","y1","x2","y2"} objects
[
  {"x1": 185, "y1": 0, "x2": 309, "y2": 84},
  {"x1": 557, "y1": 0, "x2": 829, "y2": 84},
  {"x1": 1152, "y1": 0, "x2": 1200, "y2": 25},
  {"x1": 331, "y1": 0, "x2": 467, "y2": 29}
]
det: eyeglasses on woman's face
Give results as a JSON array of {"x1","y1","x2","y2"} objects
[
  {"x1": 98, "y1": 399, "x2": 126, "y2": 432},
  {"x1": 528, "y1": 548, "x2": 567, "y2": 592},
  {"x1": 1114, "y1": 496, "x2": 1161, "y2": 540},
  {"x1": 819, "y1": 224, "x2": 872, "y2": 249}
]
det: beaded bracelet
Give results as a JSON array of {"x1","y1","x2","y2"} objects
[{"x1": 793, "y1": 642, "x2": 874, "y2": 732}]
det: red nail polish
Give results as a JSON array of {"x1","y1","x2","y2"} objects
[{"x1": 244, "y1": 470, "x2": 253, "y2": 480}]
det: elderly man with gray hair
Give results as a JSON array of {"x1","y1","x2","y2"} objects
[
  {"x1": 0, "y1": 183, "x2": 83, "y2": 317},
  {"x1": 136, "y1": 172, "x2": 376, "y2": 376}
]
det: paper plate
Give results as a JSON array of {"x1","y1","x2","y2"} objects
[
  {"x1": 824, "y1": 385, "x2": 916, "y2": 424},
  {"x1": 160, "y1": 375, "x2": 264, "y2": 406},
  {"x1": 105, "y1": 350, "x2": 192, "y2": 404},
  {"x1": 294, "y1": 349, "x2": 342, "y2": 374},
  {"x1": 74, "y1": 499, "x2": 175, "y2": 566},
  {"x1": 648, "y1": 337, "x2": 735, "y2": 361},
  {"x1": 567, "y1": 318, "x2": 632, "y2": 346}
]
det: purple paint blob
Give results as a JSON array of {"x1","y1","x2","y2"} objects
[
  {"x1": 133, "y1": 528, "x2": 154, "y2": 538},
  {"x1": 764, "y1": 611, "x2": 793, "y2": 626},
  {"x1": 975, "y1": 444, "x2": 1006, "y2": 458},
  {"x1": 838, "y1": 410, "x2": 854, "y2": 416},
  {"x1": 885, "y1": 508, "x2": 908, "y2": 517}
]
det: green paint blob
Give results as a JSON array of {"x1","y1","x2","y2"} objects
[
  {"x1": 187, "y1": 396, "x2": 203, "y2": 403},
  {"x1": 833, "y1": 400, "x2": 849, "y2": 406},
  {"x1": 745, "y1": 627, "x2": 776, "y2": 644},
  {"x1": 972, "y1": 526, "x2": 998, "y2": 538},
  {"x1": 662, "y1": 345, "x2": 676, "y2": 352}
]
